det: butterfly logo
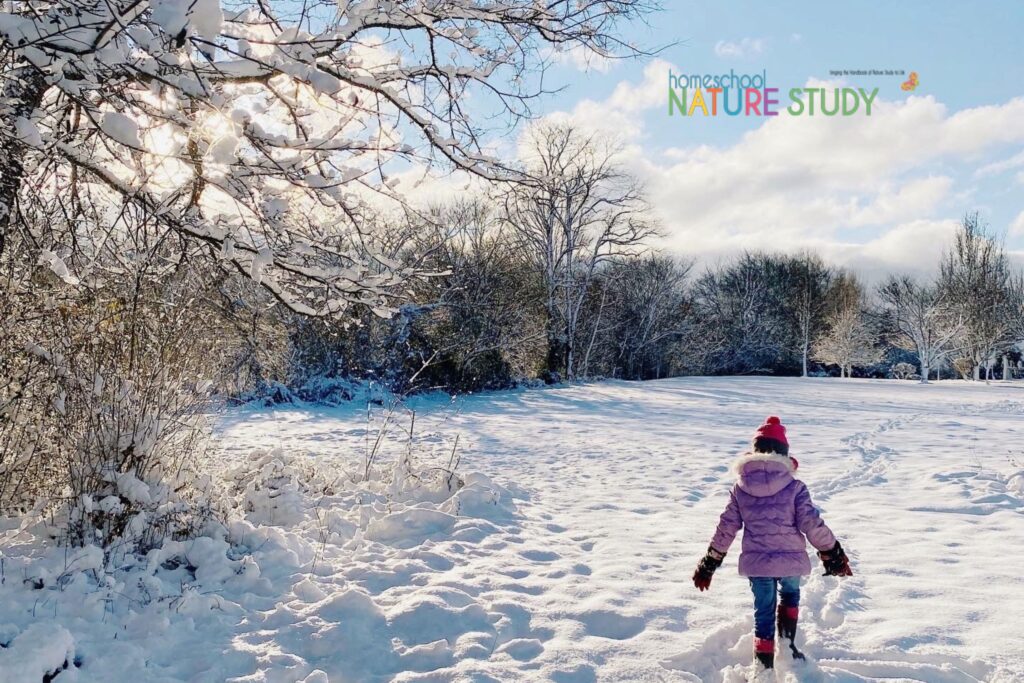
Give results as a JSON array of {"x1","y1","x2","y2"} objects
[{"x1": 900, "y1": 71, "x2": 919, "y2": 92}]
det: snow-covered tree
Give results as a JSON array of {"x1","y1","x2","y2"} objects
[
  {"x1": 940, "y1": 213, "x2": 1014, "y2": 380},
  {"x1": 812, "y1": 273, "x2": 880, "y2": 378},
  {"x1": 0, "y1": 0, "x2": 653, "y2": 315},
  {"x1": 878, "y1": 275, "x2": 960, "y2": 383}
]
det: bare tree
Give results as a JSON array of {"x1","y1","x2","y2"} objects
[
  {"x1": 1007, "y1": 274, "x2": 1024, "y2": 378},
  {"x1": 940, "y1": 213, "x2": 1014, "y2": 380},
  {"x1": 692, "y1": 252, "x2": 797, "y2": 374},
  {"x1": 878, "y1": 275, "x2": 961, "y2": 383},
  {"x1": 813, "y1": 273, "x2": 880, "y2": 378},
  {"x1": 600, "y1": 255, "x2": 693, "y2": 379},
  {"x1": 789, "y1": 251, "x2": 833, "y2": 377},
  {"x1": 407, "y1": 200, "x2": 546, "y2": 390},
  {"x1": 503, "y1": 123, "x2": 656, "y2": 380}
]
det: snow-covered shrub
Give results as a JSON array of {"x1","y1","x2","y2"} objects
[
  {"x1": 442, "y1": 472, "x2": 514, "y2": 519},
  {"x1": 217, "y1": 405, "x2": 520, "y2": 568},
  {"x1": 224, "y1": 448, "x2": 333, "y2": 526},
  {"x1": 0, "y1": 254, "x2": 228, "y2": 555},
  {"x1": 891, "y1": 362, "x2": 919, "y2": 380}
]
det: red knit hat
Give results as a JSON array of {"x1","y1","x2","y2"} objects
[{"x1": 753, "y1": 416, "x2": 789, "y2": 452}]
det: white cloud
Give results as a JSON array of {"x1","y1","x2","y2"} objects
[
  {"x1": 544, "y1": 65, "x2": 1024, "y2": 276},
  {"x1": 841, "y1": 219, "x2": 960, "y2": 280},
  {"x1": 1011, "y1": 210, "x2": 1024, "y2": 236},
  {"x1": 973, "y1": 149, "x2": 1024, "y2": 177},
  {"x1": 714, "y1": 38, "x2": 766, "y2": 59},
  {"x1": 847, "y1": 177, "x2": 953, "y2": 227},
  {"x1": 534, "y1": 58, "x2": 672, "y2": 144}
]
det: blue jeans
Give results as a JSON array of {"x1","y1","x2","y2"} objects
[{"x1": 749, "y1": 576, "x2": 800, "y2": 639}]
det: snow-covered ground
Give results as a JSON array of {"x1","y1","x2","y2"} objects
[{"x1": 3, "y1": 377, "x2": 1024, "y2": 682}]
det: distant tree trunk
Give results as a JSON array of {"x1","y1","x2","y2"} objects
[
  {"x1": 580, "y1": 282, "x2": 609, "y2": 379},
  {"x1": 1003, "y1": 354, "x2": 1010, "y2": 381},
  {"x1": 544, "y1": 303, "x2": 564, "y2": 380},
  {"x1": 920, "y1": 361, "x2": 930, "y2": 384},
  {"x1": 545, "y1": 336, "x2": 564, "y2": 380},
  {"x1": 566, "y1": 334, "x2": 576, "y2": 381}
]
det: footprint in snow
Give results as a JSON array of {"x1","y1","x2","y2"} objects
[
  {"x1": 496, "y1": 637, "x2": 544, "y2": 661},
  {"x1": 551, "y1": 664, "x2": 597, "y2": 683},
  {"x1": 574, "y1": 610, "x2": 646, "y2": 640},
  {"x1": 499, "y1": 583, "x2": 545, "y2": 596},
  {"x1": 501, "y1": 568, "x2": 530, "y2": 579},
  {"x1": 519, "y1": 549, "x2": 560, "y2": 562}
]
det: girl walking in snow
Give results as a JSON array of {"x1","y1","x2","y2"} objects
[{"x1": 692, "y1": 416, "x2": 852, "y2": 673}]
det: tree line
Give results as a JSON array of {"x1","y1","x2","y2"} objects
[{"x1": 279, "y1": 128, "x2": 1024, "y2": 394}]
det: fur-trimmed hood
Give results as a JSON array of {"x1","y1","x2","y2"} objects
[{"x1": 732, "y1": 452, "x2": 797, "y2": 497}]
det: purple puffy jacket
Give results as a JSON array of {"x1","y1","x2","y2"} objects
[{"x1": 710, "y1": 453, "x2": 837, "y2": 577}]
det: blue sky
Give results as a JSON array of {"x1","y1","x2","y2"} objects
[
  {"x1": 527, "y1": 1, "x2": 1024, "y2": 277},
  {"x1": 549, "y1": 1, "x2": 1024, "y2": 140}
]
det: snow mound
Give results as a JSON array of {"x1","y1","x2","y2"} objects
[
  {"x1": 224, "y1": 447, "x2": 328, "y2": 526},
  {"x1": 0, "y1": 623, "x2": 76, "y2": 681},
  {"x1": 441, "y1": 472, "x2": 515, "y2": 519},
  {"x1": 365, "y1": 509, "x2": 458, "y2": 548}
]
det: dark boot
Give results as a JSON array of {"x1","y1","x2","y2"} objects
[
  {"x1": 777, "y1": 605, "x2": 805, "y2": 660},
  {"x1": 777, "y1": 604, "x2": 798, "y2": 641},
  {"x1": 753, "y1": 637, "x2": 774, "y2": 669}
]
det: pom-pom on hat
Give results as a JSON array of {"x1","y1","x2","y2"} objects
[{"x1": 753, "y1": 415, "x2": 789, "y2": 455}]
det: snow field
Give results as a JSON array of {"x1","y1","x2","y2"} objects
[
  {"x1": 217, "y1": 377, "x2": 1024, "y2": 681},
  {"x1": 2, "y1": 377, "x2": 1023, "y2": 681}
]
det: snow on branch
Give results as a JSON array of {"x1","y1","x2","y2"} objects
[{"x1": 0, "y1": 0, "x2": 655, "y2": 315}]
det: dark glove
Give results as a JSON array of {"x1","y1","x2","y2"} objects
[
  {"x1": 693, "y1": 546, "x2": 725, "y2": 591},
  {"x1": 818, "y1": 541, "x2": 853, "y2": 577}
]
